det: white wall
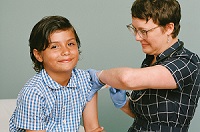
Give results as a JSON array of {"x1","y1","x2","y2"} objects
[{"x1": 0, "y1": 0, "x2": 199, "y2": 131}]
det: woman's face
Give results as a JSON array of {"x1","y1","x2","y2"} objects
[{"x1": 132, "y1": 18, "x2": 169, "y2": 56}]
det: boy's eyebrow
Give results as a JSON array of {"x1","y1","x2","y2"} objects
[
  {"x1": 48, "y1": 41, "x2": 59, "y2": 44},
  {"x1": 49, "y1": 38, "x2": 76, "y2": 44}
]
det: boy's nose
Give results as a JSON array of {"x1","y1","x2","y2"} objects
[{"x1": 62, "y1": 47, "x2": 70, "y2": 55}]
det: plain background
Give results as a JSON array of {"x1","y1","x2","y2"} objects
[{"x1": 0, "y1": 0, "x2": 199, "y2": 131}]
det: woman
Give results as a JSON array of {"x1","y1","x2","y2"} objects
[{"x1": 87, "y1": 0, "x2": 200, "y2": 131}]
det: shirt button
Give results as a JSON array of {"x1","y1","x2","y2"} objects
[{"x1": 63, "y1": 119, "x2": 66, "y2": 124}]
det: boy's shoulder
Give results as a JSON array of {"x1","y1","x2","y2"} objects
[
  {"x1": 71, "y1": 69, "x2": 91, "y2": 85},
  {"x1": 72, "y1": 68, "x2": 90, "y2": 77},
  {"x1": 20, "y1": 71, "x2": 49, "y2": 96},
  {"x1": 24, "y1": 72, "x2": 43, "y2": 88}
]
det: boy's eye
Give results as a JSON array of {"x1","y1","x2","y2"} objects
[
  {"x1": 68, "y1": 43, "x2": 76, "y2": 46},
  {"x1": 50, "y1": 45, "x2": 58, "y2": 49}
]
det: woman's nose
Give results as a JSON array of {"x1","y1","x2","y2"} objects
[{"x1": 135, "y1": 32, "x2": 143, "y2": 41}]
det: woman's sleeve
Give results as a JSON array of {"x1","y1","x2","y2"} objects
[{"x1": 162, "y1": 55, "x2": 198, "y2": 90}]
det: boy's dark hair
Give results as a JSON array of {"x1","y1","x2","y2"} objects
[
  {"x1": 131, "y1": 0, "x2": 181, "y2": 38},
  {"x1": 29, "y1": 16, "x2": 81, "y2": 72}
]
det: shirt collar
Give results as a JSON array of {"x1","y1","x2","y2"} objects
[
  {"x1": 41, "y1": 69, "x2": 77, "y2": 90},
  {"x1": 142, "y1": 40, "x2": 182, "y2": 67},
  {"x1": 156, "y1": 41, "x2": 181, "y2": 61}
]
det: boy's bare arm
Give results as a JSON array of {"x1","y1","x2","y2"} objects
[{"x1": 83, "y1": 93, "x2": 104, "y2": 132}]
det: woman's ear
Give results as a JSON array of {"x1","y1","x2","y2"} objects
[
  {"x1": 165, "y1": 22, "x2": 174, "y2": 35},
  {"x1": 33, "y1": 49, "x2": 43, "y2": 62}
]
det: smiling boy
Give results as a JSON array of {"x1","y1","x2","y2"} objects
[{"x1": 9, "y1": 16, "x2": 103, "y2": 132}]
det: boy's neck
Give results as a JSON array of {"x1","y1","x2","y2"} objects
[{"x1": 47, "y1": 70, "x2": 72, "y2": 86}]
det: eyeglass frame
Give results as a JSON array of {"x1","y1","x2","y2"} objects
[{"x1": 126, "y1": 24, "x2": 160, "y2": 39}]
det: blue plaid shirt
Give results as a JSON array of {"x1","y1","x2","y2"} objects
[
  {"x1": 9, "y1": 69, "x2": 91, "y2": 132},
  {"x1": 128, "y1": 41, "x2": 200, "y2": 132}
]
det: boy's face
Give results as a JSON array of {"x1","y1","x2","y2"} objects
[{"x1": 34, "y1": 29, "x2": 79, "y2": 75}]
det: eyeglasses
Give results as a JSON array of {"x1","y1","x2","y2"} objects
[{"x1": 126, "y1": 24, "x2": 159, "y2": 39}]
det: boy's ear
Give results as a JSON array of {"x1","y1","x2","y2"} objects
[{"x1": 33, "y1": 49, "x2": 43, "y2": 62}]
